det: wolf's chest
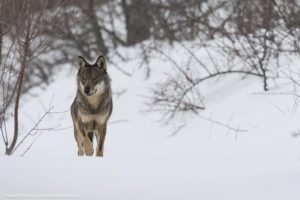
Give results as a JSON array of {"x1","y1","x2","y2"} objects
[{"x1": 79, "y1": 110, "x2": 108, "y2": 125}]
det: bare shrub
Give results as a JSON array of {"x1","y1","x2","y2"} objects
[
  {"x1": 146, "y1": 0, "x2": 300, "y2": 124},
  {"x1": 0, "y1": 0, "x2": 68, "y2": 155}
]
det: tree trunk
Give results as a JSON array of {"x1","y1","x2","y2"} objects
[
  {"x1": 5, "y1": 0, "x2": 32, "y2": 155},
  {"x1": 122, "y1": 0, "x2": 152, "y2": 45},
  {"x1": 86, "y1": 0, "x2": 108, "y2": 55},
  {"x1": 0, "y1": 0, "x2": 4, "y2": 65}
]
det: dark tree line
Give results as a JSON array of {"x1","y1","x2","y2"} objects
[{"x1": 1, "y1": 0, "x2": 299, "y2": 93}]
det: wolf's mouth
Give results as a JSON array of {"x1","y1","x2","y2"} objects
[{"x1": 85, "y1": 89, "x2": 97, "y2": 96}]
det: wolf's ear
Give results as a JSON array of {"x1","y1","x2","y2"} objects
[
  {"x1": 96, "y1": 55, "x2": 107, "y2": 70},
  {"x1": 77, "y1": 56, "x2": 87, "y2": 69}
]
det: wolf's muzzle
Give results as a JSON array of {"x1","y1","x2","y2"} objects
[{"x1": 84, "y1": 87, "x2": 92, "y2": 96}]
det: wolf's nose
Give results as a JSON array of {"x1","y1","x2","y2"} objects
[{"x1": 84, "y1": 87, "x2": 90, "y2": 95}]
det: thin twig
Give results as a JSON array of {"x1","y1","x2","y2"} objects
[
  {"x1": 21, "y1": 131, "x2": 42, "y2": 157},
  {"x1": 12, "y1": 105, "x2": 54, "y2": 154},
  {"x1": 196, "y1": 113, "x2": 248, "y2": 133}
]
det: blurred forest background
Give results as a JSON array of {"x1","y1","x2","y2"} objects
[{"x1": 0, "y1": 0, "x2": 300, "y2": 154}]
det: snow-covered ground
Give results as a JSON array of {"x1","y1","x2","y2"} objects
[{"x1": 1, "y1": 44, "x2": 300, "y2": 200}]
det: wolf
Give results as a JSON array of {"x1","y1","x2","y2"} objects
[{"x1": 71, "y1": 55, "x2": 113, "y2": 157}]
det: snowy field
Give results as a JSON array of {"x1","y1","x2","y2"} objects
[{"x1": 1, "y1": 44, "x2": 300, "y2": 200}]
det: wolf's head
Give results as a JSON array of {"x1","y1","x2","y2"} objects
[{"x1": 76, "y1": 55, "x2": 109, "y2": 97}]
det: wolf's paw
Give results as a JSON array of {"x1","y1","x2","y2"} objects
[
  {"x1": 83, "y1": 137, "x2": 94, "y2": 156},
  {"x1": 85, "y1": 148, "x2": 94, "y2": 156},
  {"x1": 96, "y1": 150, "x2": 103, "y2": 157},
  {"x1": 78, "y1": 150, "x2": 84, "y2": 156}
]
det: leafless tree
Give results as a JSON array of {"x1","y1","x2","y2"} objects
[{"x1": 0, "y1": 0, "x2": 70, "y2": 155}]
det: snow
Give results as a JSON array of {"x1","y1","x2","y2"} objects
[{"x1": 1, "y1": 44, "x2": 300, "y2": 200}]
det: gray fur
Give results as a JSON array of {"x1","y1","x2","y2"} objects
[{"x1": 71, "y1": 55, "x2": 112, "y2": 157}]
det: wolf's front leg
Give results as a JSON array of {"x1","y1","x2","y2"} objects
[
  {"x1": 83, "y1": 137, "x2": 94, "y2": 156},
  {"x1": 96, "y1": 124, "x2": 107, "y2": 157},
  {"x1": 74, "y1": 126, "x2": 84, "y2": 156},
  {"x1": 83, "y1": 130, "x2": 94, "y2": 156},
  {"x1": 77, "y1": 140, "x2": 84, "y2": 156}
]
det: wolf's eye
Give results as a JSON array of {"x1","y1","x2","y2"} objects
[{"x1": 95, "y1": 78, "x2": 102, "y2": 83}]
